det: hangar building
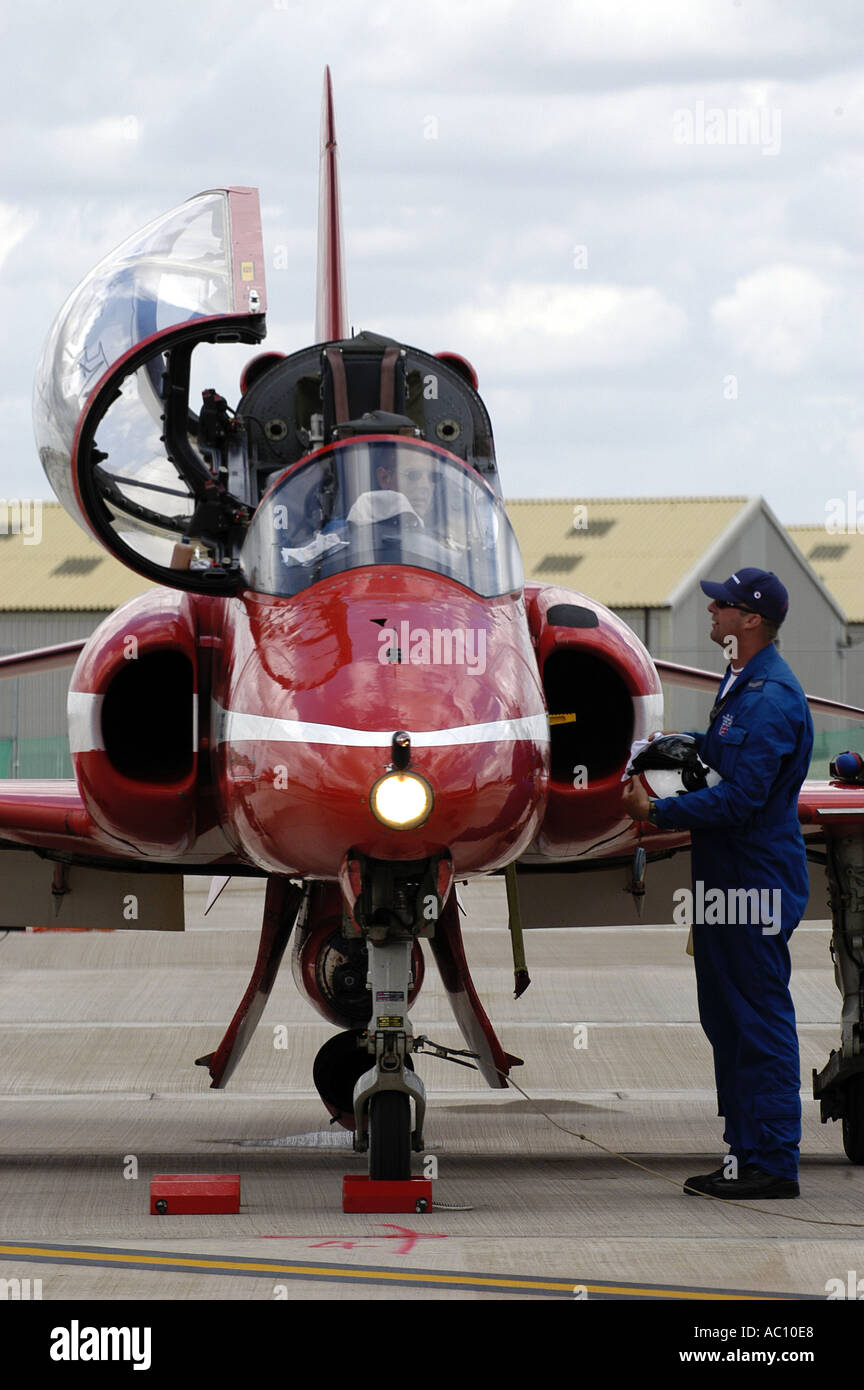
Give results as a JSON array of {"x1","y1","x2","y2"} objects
[{"x1": 503, "y1": 496, "x2": 858, "y2": 772}]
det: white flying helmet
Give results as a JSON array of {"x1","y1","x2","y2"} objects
[{"x1": 626, "y1": 734, "x2": 721, "y2": 800}]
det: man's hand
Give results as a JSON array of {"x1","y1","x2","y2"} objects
[{"x1": 622, "y1": 777, "x2": 651, "y2": 822}]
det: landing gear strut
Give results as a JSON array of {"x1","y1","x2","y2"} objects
[
  {"x1": 352, "y1": 935, "x2": 427, "y2": 1179},
  {"x1": 812, "y1": 832, "x2": 864, "y2": 1162},
  {"x1": 337, "y1": 849, "x2": 451, "y2": 1179}
]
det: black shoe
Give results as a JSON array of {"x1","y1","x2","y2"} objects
[
  {"x1": 682, "y1": 1164, "x2": 727, "y2": 1191},
  {"x1": 683, "y1": 1163, "x2": 799, "y2": 1199}
]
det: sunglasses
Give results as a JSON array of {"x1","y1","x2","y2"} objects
[{"x1": 713, "y1": 600, "x2": 754, "y2": 613}]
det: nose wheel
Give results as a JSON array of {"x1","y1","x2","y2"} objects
[
  {"x1": 335, "y1": 850, "x2": 453, "y2": 1181},
  {"x1": 369, "y1": 1090, "x2": 412, "y2": 1180},
  {"x1": 341, "y1": 934, "x2": 425, "y2": 1179},
  {"x1": 842, "y1": 1074, "x2": 864, "y2": 1164}
]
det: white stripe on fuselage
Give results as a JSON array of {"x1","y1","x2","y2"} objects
[
  {"x1": 212, "y1": 702, "x2": 550, "y2": 748},
  {"x1": 68, "y1": 690, "x2": 660, "y2": 758}
]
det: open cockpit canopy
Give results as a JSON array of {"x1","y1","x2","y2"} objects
[
  {"x1": 33, "y1": 190, "x2": 502, "y2": 595},
  {"x1": 33, "y1": 188, "x2": 267, "y2": 592}
]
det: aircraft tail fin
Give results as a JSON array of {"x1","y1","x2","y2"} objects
[{"x1": 315, "y1": 66, "x2": 349, "y2": 343}]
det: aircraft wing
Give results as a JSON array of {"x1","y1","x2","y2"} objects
[
  {"x1": 0, "y1": 640, "x2": 87, "y2": 678},
  {"x1": 0, "y1": 768, "x2": 256, "y2": 933},
  {"x1": 797, "y1": 780, "x2": 864, "y2": 831},
  {"x1": 0, "y1": 779, "x2": 95, "y2": 853},
  {"x1": 656, "y1": 658, "x2": 864, "y2": 724}
]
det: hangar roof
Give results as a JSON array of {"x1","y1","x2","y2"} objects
[
  {"x1": 6, "y1": 494, "x2": 751, "y2": 613},
  {"x1": 786, "y1": 525, "x2": 864, "y2": 625},
  {"x1": 0, "y1": 502, "x2": 153, "y2": 610},
  {"x1": 506, "y1": 495, "x2": 755, "y2": 607},
  {"x1": 0, "y1": 495, "x2": 852, "y2": 622}
]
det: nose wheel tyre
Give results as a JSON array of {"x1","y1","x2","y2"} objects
[
  {"x1": 842, "y1": 1074, "x2": 864, "y2": 1164},
  {"x1": 369, "y1": 1090, "x2": 411, "y2": 1180}
]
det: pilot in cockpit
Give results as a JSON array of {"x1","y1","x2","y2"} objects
[
  {"x1": 345, "y1": 455, "x2": 438, "y2": 531},
  {"x1": 278, "y1": 447, "x2": 474, "y2": 571},
  {"x1": 374, "y1": 457, "x2": 435, "y2": 521}
]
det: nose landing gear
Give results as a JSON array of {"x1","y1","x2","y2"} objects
[
  {"x1": 351, "y1": 935, "x2": 427, "y2": 1180},
  {"x1": 336, "y1": 849, "x2": 452, "y2": 1180},
  {"x1": 812, "y1": 830, "x2": 864, "y2": 1163}
]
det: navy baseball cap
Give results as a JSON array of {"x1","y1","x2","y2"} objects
[{"x1": 700, "y1": 568, "x2": 789, "y2": 625}]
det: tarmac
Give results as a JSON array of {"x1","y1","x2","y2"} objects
[{"x1": 1, "y1": 876, "x2": 862, "y2": 1302}]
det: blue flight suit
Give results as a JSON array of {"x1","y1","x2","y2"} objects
[{"x1": 651, "y1": 643, "x2": 814, "y2": 1180}]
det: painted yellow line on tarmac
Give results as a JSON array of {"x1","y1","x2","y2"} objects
[{"x1": 0, "y1": 1242, "x2": 785, "y2": 1299}]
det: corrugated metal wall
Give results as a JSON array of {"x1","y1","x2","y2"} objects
[{"x1": 0, "y1": 612, "x2": 110, "y2": 776}]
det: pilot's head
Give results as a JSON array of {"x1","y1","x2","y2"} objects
[{"x1": 375, "y1": 457, "x2": 435, "y2": 518}]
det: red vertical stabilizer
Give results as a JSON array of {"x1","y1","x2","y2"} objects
[{"x1": 315, "y1": 66, "x2": 349, "y2": 344}]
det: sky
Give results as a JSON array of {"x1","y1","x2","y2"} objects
[{"x1": 1, "y1": 0, "x2": 863, "y2": 525}]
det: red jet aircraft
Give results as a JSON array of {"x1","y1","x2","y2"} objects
[{"x1": 4, "y1": 70, "x2": 864, "y2": 1177}]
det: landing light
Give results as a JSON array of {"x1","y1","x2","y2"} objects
[{"x1": 370, "y1": 772, "x2": 433, "y2": 830}]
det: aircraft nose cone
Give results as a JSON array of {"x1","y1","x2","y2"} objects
[
  {"x1": 219, "y1": 710, "x2": 547, "y2": 877},
  {"x1": 218, "y1": 576, "x2": 549, "y2": 876}
]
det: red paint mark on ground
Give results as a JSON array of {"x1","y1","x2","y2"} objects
[{"x1": 259, "y1": 1223, "x2": 449, "y2": 1256}]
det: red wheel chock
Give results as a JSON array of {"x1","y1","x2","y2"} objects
[
  {"x1": 150, "y1": 1173, "x2": 241, "y2": 1215},
  {"x1": 342, "y1": 1176, "x2": 433, "y2": 1214}
]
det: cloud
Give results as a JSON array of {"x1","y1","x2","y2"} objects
[
  {"x1": 3, "y1": 2, "x2": 864, "y2": 523},
  {"x1": 711, "y1": 264, "x2": 836, "y2": 373},
  {"x1": 349, "y1": 225, "x2": 418, "y2": 258},
  {"x1": 448, "y1": 280, "x2": 688, "y2": 372},
  {"x1": 338, "y1": 0, "x2": 849, "y2": 88},
  {"x1": 0, "y1": 203, "x2": 37, "y2": 272}
]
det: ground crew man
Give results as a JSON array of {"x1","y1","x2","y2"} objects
[{"x1": 622, "y1": 568, "x2": 813, "y2": 1198}]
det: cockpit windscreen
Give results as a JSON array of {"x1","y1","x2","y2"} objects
[{"x1": 241, "y1": 440, "x2": 523, "y2": 598}]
